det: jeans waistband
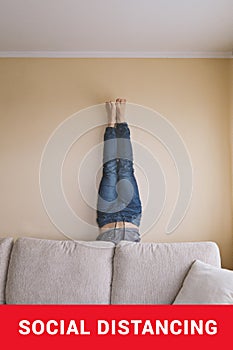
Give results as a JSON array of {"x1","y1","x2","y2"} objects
[{"x1": 96, "y1": 227, "x2": 140, "y2": 244}]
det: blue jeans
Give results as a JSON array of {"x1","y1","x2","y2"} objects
[{"x1": 96, "y1": 123, "x2": 142, "y2": 228}]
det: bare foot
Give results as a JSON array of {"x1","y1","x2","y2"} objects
[
  {"x1": 116, "y1": 98, "x2": 126, "y2": 124},
  {"x1": 105, "y1": 101, "x2": 116, "y2": 127}
]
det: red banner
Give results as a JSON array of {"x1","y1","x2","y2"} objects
[{"x1": 0, "y1": 305, "x2": 232, "y2": 349}]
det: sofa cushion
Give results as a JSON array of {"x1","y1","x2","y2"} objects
[
  {"x1": 6, "y1": 237, "x2": 115, "y2": 304},
  {"x1": 173, "y1": 260, "x2": 233, "y2": 304},
  {"x1": 0, "y1": 237, "x2": 14, "y2": 304},
  {"x1": 111, "y1": 241, "x2": 221, "y2": 304}
]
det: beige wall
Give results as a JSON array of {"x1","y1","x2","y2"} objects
[
  {"x1": 230, "y1": 59, "x2": 233, "y2": 239},
  {"x1": 0, "y1": 58, "x2": 232, "y2": 268}
]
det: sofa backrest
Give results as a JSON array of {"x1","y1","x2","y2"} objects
[
  {"x1": 5, "y1": 237, "x2": 115, "y2": 304},
  {"x1": 111, "y1": 241, "x2": 221, "y2": 304},
  {"x1": 2, "y1": 237, "x2": 221, "y2": 304}
]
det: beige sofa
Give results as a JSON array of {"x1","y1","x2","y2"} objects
[{"x1": 0, "y1": 237, "x2": 221, "y2": 304}]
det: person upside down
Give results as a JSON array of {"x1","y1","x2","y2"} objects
[{"x1": 96, "y1": 98, "x2": 142, "y2": 244}]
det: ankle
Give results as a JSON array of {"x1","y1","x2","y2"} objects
[{"x1": 108, "y1": 122, "x2": 115, "y2": 128}]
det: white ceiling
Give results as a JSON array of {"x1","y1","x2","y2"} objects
[{"x1": 0, "y1": 0, "x2": 232, "y2": 57}]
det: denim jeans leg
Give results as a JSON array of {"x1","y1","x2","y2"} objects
[
  {"x1": 116, "y1": 122, "x2": 133, "y2": 161},
  {"x1": 97, "y1": 124, "x2": 142, "y2": 228},
  {"x1": 116, "y1": 123, "x2": 142, "y2": 226},
  {"x1": 117, "y1": 158, "x2": 142, "y2": 225},
  {"x1": 97, "y1": 127, "x2": 118, "y2": 227}
]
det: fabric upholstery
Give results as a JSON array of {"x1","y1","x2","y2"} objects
[
  {"x1": 111, "y1": 241, "x2": 221, "y2": 304},
  {"x1": 173, "y1": 260, "x2": 233, "y2": 304},
  {"x1": 6, "y1": 237, "x2": 115, "y2": 304},
  {"x1": 0, "y1": 237, "x2": 14, "y2": 304}
]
